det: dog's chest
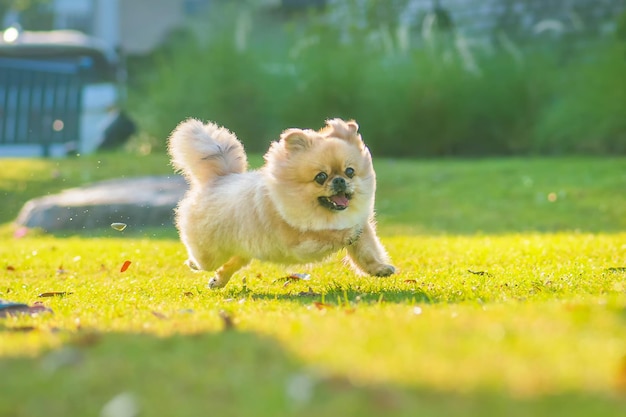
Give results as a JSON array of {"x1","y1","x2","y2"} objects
[{"x1": 286, "y1": 227, "x2": 361, "y2": 262}]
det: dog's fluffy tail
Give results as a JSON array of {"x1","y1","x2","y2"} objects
[{"x1": 168, "y1": 119, "x2": 248, "y2": 187}]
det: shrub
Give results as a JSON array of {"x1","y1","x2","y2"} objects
[
  {"x1": 534, "y1": 40, "x2": 626, "y2": 154},
  {"x1": 126, "y1": 2, "x2": 624, "y2": 157}
]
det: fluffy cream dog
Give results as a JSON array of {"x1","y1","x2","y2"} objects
[{"x1": 168, "y1": 118, "x2": 395, "y2": 288}]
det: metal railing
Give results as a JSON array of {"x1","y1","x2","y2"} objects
[{"x1": 0, "y1": 57, "x2": 84, "y2": 156}]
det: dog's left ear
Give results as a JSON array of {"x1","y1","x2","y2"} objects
[{"x1": 322, "y1": 118, "x2": 364, "y2": 149}]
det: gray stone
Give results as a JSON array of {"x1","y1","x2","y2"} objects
[{"x1": 15, "y1": 176, "x2": 187, "y2": 231}]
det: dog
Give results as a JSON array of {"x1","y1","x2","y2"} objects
[{"x1": 168, "y1": 118, "x2": 395, "y2": 288}]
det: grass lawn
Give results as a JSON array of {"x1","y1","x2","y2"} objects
[{"x1": 1, "y1": 153, "x2": 625, "y2": 416}]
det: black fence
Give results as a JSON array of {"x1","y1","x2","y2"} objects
[{"x1": 0, "y1": 57, "x2": 84, "y2": 156}]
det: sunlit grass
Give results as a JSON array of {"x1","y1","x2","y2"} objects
[{"x1": 1, "y1": 154, "x2": 626, "y2": 416}]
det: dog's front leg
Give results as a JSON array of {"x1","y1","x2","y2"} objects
[
  {"x1": 346, "y1": 221, "x2": 395, "y2": 277},
  {"x1": 208, "y1": 256, "x2": 250, "y2": 288}
]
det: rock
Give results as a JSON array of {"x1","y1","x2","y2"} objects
[{"x1": 15, "y1": 176, "x2": 187, "y2": 231}]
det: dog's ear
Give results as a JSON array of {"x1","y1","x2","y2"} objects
[
  {"x1": 322, "y1": 118, "x2": 364, "y2": 148},
  {"x1": 280, "y1": 129, "x2": 313, "y2": 152}
]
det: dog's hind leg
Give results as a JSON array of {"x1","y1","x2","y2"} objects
[{"x1": 208, "y1": 256, "x2": 250, "y2": 288}]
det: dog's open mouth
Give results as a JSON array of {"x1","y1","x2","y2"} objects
[{"x1": 318, "y1": 192, "x2": 352, "y2": 211}]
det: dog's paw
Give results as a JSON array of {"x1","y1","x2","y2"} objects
[
  {"x1": 371, "y1": 264, "x2": 396, "y2": 277},
  {"x1": 207, "y1": 276, "x2": 226, "y2": 289}
]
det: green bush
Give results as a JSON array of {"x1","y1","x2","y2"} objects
[
  {"x1": 128, "y1": 30, "x2": 278, "y2": 151},
  {"x1": 534, "y1": 40, "x2": 626, "y2": 154},
  {"x1": 126, "y1": 3, "x2": 625, "y2": 157}
]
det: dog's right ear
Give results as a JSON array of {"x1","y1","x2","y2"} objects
[{"x1": 281, "y1": 129, "x2": 313, "y2": 152}]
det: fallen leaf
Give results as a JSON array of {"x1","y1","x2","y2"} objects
[
  {"x1": 38, "y1": 292, "x2": 72, "y2": 298},
  {"x1": 298, "y1": 287, "x2": 320, "y2": 297},
  {"x1": 274, "y1": 272, "x2": 312, "y2": 284},
  {"x1": 369, "y1": 387, "x2": 403, "y2": 412},
  {"x1": 70, "y1": 332, "x2": 102, "y2": 347},
  {"x1": 313, "y1": 302, "x2": 333, "y2": 310},
  {"x1": 120, "y1": 260, "x2": 132, "y2": 272},
  {"x1": 151, "y1": 311, "x2": 168, "y2": 320},
  {"x1": 219, "y1": 310, "x2": 235, "y2": 330},
  {"x1": 111, "y1": 222, "x2": 127, "y2": 231},
  {"x1": 404, "y1": 279, "x2": 417, "y2": 284},
  {"x1": 183, "y1": 291, "x2": 194, "y2": 297},
  {"x1": 290, "y1": 273, "x2": 311, "y2": 280},
  {"x1": 467, "y1": 269, "x2": 493, "y2": 277},
  {"x1": 7, "y1": 326, "x2": 36, "y2": 332},
  {"x1": 6, "y1": 265, "x2": 15, "y2": 271}
]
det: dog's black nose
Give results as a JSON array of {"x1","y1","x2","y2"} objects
[{"x1": 332, "y1": 177, "x2": 346, "y2": 192}]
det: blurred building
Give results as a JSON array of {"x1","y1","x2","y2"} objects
[
  {"x1": 14, "y1": 0, "x2": 624, "y2": 55},
  {"x1": 50, "y1": 0, "x2": 211, "y2": 54}
]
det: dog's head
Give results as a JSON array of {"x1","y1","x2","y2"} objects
[{"x1": 264, "y1": 118, "x2": 375, "y2": 231}]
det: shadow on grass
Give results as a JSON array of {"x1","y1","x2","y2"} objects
[
  {"x1": 238, "y1": 286, "x2": 437, "y2": 306},
  {"x1": 0, "y1": 327, "x2": 624, "y2": 417}
]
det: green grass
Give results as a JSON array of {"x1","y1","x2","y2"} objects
[{"x1": 1, "y1": 153, "x2": 626, "y2": 416}]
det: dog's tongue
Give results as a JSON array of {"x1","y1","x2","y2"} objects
[{"x1": 331, "y1": 194, "x2": 350, "y2": 208}]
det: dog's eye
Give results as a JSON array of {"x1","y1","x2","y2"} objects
[
  {"x1": 345, "y1": 167, "x2": 355, "y2": 178},
  {"x1": 314, "y1": 172, "x2": 328, "y2": 185}
]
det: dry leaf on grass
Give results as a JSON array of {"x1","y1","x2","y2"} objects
[
  {"x1": 38, "y1": 292, "x2": 72, "y2": 298},
  {"x1": 274, "y1": 272, "x2": 311, "y2": 285},
  {"x1": 467, "y1": 269, "x2": 493, "y2": 277},
  {"x1": 70, "y1": 332, "x2": 102, "y2": 347},
  {"x1": 7, "y1": 326, "x2": 36, "y2": 332},
  {"x1": 120, "y1": 260, "x2": 132, "y2": 272},
  {"x1": 151, "y1": 311, "x2": 168, "y2": 320},
  {"x1": 219, "y1": 310, "x2": 235, "y2": 330}
]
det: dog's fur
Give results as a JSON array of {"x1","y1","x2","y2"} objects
[{"x1": 168, "y1": 118, "x2": 395, "y2": 288}]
